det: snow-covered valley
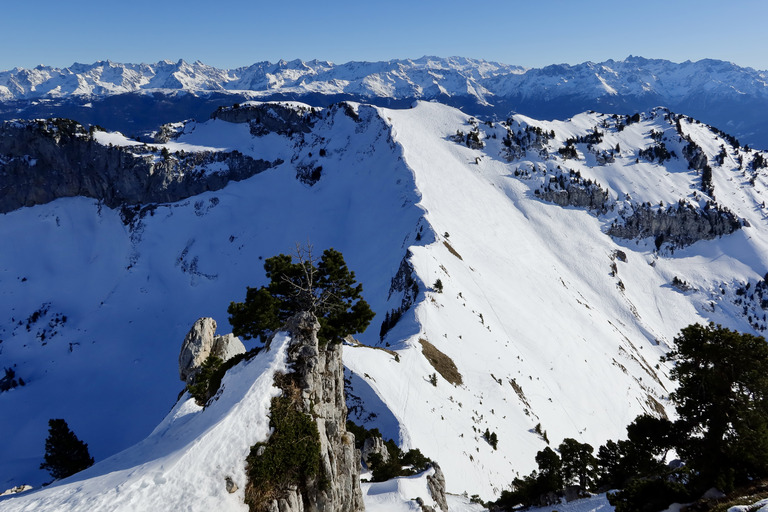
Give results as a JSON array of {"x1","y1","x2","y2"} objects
[{"x1": 2, "y1": 98, "x2": 768, "y2": 509}]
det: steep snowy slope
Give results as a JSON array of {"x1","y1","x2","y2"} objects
[
  {"x1": 343, "y1": 102, "x2": 768, "y2": 498},
  {"x1": 0, "y1": 322, "x2": 479, "y2": 512},
  {"x1": 0, "y1": 102, "x2": 424, "y2": 489},
  {"x1": 0, "y1": 333, "x2": 290, "y2": 511},
  {"x1": 2, "y1": 100, "x2": 768, "y2": 504}
]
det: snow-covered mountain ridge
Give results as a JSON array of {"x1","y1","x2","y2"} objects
[
  {"x1": 2, "y1": 56, "x2": 768, "y2": 148},
  {"x1": 2, "y1": 56, "x2": 765, "y2": 103},
  {"x1": 2, "y1": 99, "x2": 768, "y2": 507}
]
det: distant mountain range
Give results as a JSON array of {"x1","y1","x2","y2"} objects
[{"x1": 1, "y1": 56, "x2": 767, "y2": 148}]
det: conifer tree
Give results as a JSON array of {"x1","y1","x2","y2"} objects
[
  {"x1": 558, "y1": 438, "x2": 597, "y2": 490},
  {"x1": 40, "y1": 419, "x2": 94, "y2": 480},
  {"x1": 665, "y1": 323, "x2": 768, "y2": 492},
  {"x1": 229, "y1": 246, "x2": 374, "y2": 345}
]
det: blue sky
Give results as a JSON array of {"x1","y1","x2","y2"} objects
[{"x1": 2, "y1": 0, "x2": 766, "y2": 71}]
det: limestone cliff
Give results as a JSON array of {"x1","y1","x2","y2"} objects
[
  {"x1": 536, "y1": 179, "x2": 610, "y2": 212},
  {"x1": 532, "y1": 168, "x2": 743, "y2": 248},
  {"x1": 210, "y1": 103, "x2": 317, "y2": 136},
  {"x1": 249, "y1": 312, "x2": 364, "y2": 512},
  {"x1": 0, "y1": 118, "x2": 280, "y2": 214},
  {"x1": 607, "y1": 202, "x2": 742, "y2": 248}
]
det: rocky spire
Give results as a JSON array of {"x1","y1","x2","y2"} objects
[
  {"x1": 178, "y1": 317, "x2": 245, "y2": 384},
  {"x1": 251, "y1": 312, "x2": 365, "y2": 512}
]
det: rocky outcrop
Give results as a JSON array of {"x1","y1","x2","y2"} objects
[
  {"x1": 253, "y1": 312, "x2": 364, "y2": 512},
  {"x1": 413, "y1": 464, "x2": 448, "y2": 512},
  {"x1": 501, "y1": 124, "x2": 552, "y2": 161},
  {"x1": 0, "y1": 119, "x2": 280, "y2": 214},
  {"x1": 607, "y1": 202, "x2": 742, "y2": 248},
  {"x1": 682, "y1": 139, "x2": 707, "y2": 171},
  {"x1": 361, "y1": 436, "x2": 389, "y2": 466},
  {"x1": 211, "y1": 103, "x2": 316, "y2": 136},
  {"x1": 537, "y1": 182, "x2": 610, "y2": 211},
  {"x1": 0, "y1": 484, "x2": 33, "y2": 497},
  {"x1": 532, "y1": 166, "x2": 742, "y2": 248},
  {"x1": 426, "y1": 463, "x2": 448, "y2": 512},
  {"x1": 380, "y1": 252, "x2": 420, "y2": 341},
  {"x1": 178, "y1": 317, "x2": 246, "y2": 383},
  {"x1": 535, "y1": 172, "x2": 610, "y2": 212},
  {"x1": 595, "y1": 150, "x2": 615, "y2": 165},
  {"x1": 153, "y1": 122, "x2": 186, "y2": 143}
]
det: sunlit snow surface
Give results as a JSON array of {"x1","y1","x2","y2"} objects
[
  {"x1": 2, "y1": 100, "x2": 768, "y2": 506},
  {"x1": 0, "y1": 333, "x2": 290, "y2": 511}
]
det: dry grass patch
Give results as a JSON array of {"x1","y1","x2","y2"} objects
[
  {"x1": 418, "y1": 338, "x2": 463, "y2": 386},
  {"x1": 509, "y1": 378, "x2": 532, "y2": 409},
  {"x1": 645, "y1": 394, "x2": 667, "y2": 419},
  {"x1": 443, "y1": 241, "x2": 463, "y2": 260}
]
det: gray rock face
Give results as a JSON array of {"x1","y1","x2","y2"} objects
[
  {"x1": 426, "y1": 463, "x2": 448, "y2": 512},
  {"x1": 259, "y1": 311, "x2": 364, "y2": 512},
  {"x1": 388, "y1": 252, "x2": 419, "y2": 309},
  {"x1": 683, "y1": 140, "x2": 707, "y2": 171},
  {"x1": 532, "y1": 166, "x2": 742, "y2": 248},
  {"x1": 537, "y1": 182, "x2": 610, "y2": 211},
  {"x1": 153, "y1": 122, "x2": 186, "y2": 143},
  {"x1": 415, "y1": 497, "x2": 435, "y2": 512},
  {"x1": 361, "y1": 436, "x2": 389, "y2": 466},
  {"x1": 214, "y1": 333, "x2": 246, "y2": 361},
  {"x1": 211, "y1": 103, "x2": 316, "y2": 136},
  {"x1": 178, "y1": 317, "x2": 246, "y2": 383},
  {"x1": 595, "y1": 150, "x2": 615, "y2": 165},
  {"x1": 0, "y1": 119, "x2": 280, "y2": 214},
  {"x1": 607, "y1": 203, "x2": 742, "y2": 248}
]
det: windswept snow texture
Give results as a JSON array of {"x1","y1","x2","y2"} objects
[
  {"x1": 2, "y1": 100, "x2": 768, "y2": 504},
  {"x1": 0, "y1": 333, "x2": 290, "y2": 511}
]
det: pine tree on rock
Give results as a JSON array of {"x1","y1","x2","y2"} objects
[
  {"x1": 40, "y1": 419, "x2": 94, "y2": 480},
  {"x1": 229, "y1": 246, "x2": 374, "y2": 346}
]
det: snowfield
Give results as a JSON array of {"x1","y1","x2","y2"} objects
[
  {"x1": 0, "y1": 333, "x2": 290, "y2": 511},
  {"x1": 2, "y1": 99, "x2": 768, "y2": 508}
]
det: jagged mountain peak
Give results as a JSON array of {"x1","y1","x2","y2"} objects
[
  {"x1": 2, "y1": 56, "x2": 768, "y2": 148},
  {"x1": 1, "y1": 55, "x2": 763, "y2": 98}
]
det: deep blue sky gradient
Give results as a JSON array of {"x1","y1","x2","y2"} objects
[{"x1": 2, "y1": 0, "x2": 766, "y2": 71}]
